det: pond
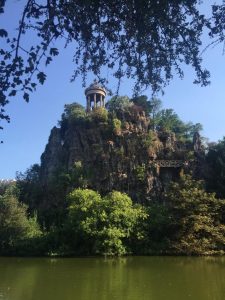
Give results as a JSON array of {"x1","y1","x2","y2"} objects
[{"x1": 0, "y1": 256, "x2": 224, "y2": 300}]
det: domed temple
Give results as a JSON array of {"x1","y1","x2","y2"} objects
[{"x1": 85, "y1": 81, "x2": 106, "y2": 112}]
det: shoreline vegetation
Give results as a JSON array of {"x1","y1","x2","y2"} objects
[
  {"x1": 1, "y1": 176, "x2": 224, "y2": 257},
  {"x1": 1, "y1": 96, "x2": 225, "y2": 257}
]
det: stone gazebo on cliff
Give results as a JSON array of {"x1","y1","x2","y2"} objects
[{"x1": 85, "y1": 81, "x2": 106, "y2": 112}]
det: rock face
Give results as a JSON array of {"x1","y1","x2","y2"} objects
[
  {"x1": 40, "y1": 127, "x2": 64, "y2": 179},
  {"x1": 40, "y1": 105, "x2": 201, "y2": 202}
]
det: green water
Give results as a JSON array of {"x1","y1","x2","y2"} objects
[{"x1": 0, "y1": 256, "x2": 224, "y2": 300}]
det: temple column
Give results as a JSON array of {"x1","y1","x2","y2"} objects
[
  {"x1": 87, "y1": 95, "x2": 91, "y2": 112},
  {"x1": 100, "y1": 95, "x2": 102, "y2": 107},
  {"x1": 94, "y1": 93, "x2": 97, "y2": 108},
  {"x1": 102, "y1": 97, "x2": 105, "y2": 107}
]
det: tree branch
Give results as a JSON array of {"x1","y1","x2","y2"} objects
[{"x1": 15, "y1": 0, "x2": 33, "y2": 59}]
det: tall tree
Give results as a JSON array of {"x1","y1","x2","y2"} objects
[
  {"x1": 164, "y1": 175, "x2": 225, "y2": 255},
  {"x1": 66, "y1": 189, "x2": 147, "y2": 255},
  {"x1": 149, "y1": 98, "x2": 162, "y2": 130},
  {"x1": 0, "y1": 186, "x2": 41, "y2": 253},
  {"x1": 205, "y1": 138, "x2": 225, "y2": 198},
  {"x1": 131, "y1": 95, "x2": 151, "y2": 115},
  {"x1": 155, "y1": 108, "x2": 203, "y2": 141}
]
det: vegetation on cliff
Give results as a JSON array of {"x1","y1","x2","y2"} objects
[{"x1": 1, "y1": 96, "x2": 225, "y2": 256}]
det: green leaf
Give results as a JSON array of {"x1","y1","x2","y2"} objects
[
  {"x1": 45, "y1": 56, "x2": 52, "y2": 66},
  {"x1": 0, "y1": 29, "x2": 8, "y2": 37},
  {"x1": 9, "y1": 90, "x2": 16, "y2": 97},
  {"x1": 23, "y1": 93, "x2": 29, "y2": 102},
  {"x1": 50, "y1": 48, "x2": 59, "y2": 56},
  {"x1": 37, "y1": 72, "x2": 46, "y2": 85},
  {"x1": 31, "y1": 83, "x2": 37, "y2": 89}
]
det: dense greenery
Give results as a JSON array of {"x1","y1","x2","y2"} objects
[
  {"x1": 1, "y1": 174, "x2": 225, "y2": 256},
  {"x1": 205, "y1": 138, "x2": 225, "y2": 199},
  {"x1": 134, "y1": 176, "x2": 225, "y2": 256},
  {"x1": 155, "y1": 108, "x2": 203, "y2": 141},
  {"x1": 65, "y1": 189, "x2": 147, "y2": 256},
  {"x1": 2, "y1": 1, "x2": 225, "y2": 127},
  {"x1": 0, "y1": 185, "x2": 42, "y2": 255},
  {"x1": 0, "y1": 180, "x2": 15, "y2": 195},
  {"x1": 163, "y1": 176, "x2": 225, "y2": 255},
  {"x1": 1, "y1": 96, "x2": 225, "y2": 256},
  {"x1": 106, "y1": 96, "x2": 132, "y2": 115}
]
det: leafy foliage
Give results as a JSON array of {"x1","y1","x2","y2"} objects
[
  {"x1": 3, "y1": 1, "x2": 225, "y2": 129},
  {"x1": 142, "y1": 203, "x2": 171, "y2": 254},
  {"x1": 149, "y1": 98, "x2": 162, "y2": 130},
  {"x1": 16, "y1": 164, "x2": 42, "y2": 215},
  {"x1": 112, "y1": 118, "x2": 121, "y2": 135},
  {"x1": 164, "y1": 175, "x2": 225, "y2": 255},
  {"x1": 60, "y1": 103, "x2": 86, "y2": 130},
  {"x1": 205, "y1": 138, "x2": 225, "y2": 198},
  {"x1": 17, "y1": 164, "x2": 69, "y2": 229},
  {"x1": 0, "y1": 180, "x2": 15, "y2": 196},
  {"x1": 131, "y1": 95, "x2": 151, "y2": 115},
  {"x1": 106, "y1": 96, "x2": 132, "y2": 115},
  {"x1": 90, "y1": 107, "x2": 108, "y2": 123},
  {"x1": 0, "y1": 187, "x2": 41, "y2": 254},
  {"x1": 155, "y1": 108, "x2": 203, "y2": 141},
  {"x1": 66, "y1": 189, "x2": 147, "y2": 256},
  {"x1": 135, "y1": 164, "x2": 146, "y2": 183}
]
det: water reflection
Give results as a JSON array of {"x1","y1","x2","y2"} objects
[{"x1": 0, "y1": 256, "x2": 224, "y2": 300}]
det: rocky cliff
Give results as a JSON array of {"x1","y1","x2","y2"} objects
[{"x1": 40, "y1": 103, "x2": 202, "y2": 203}]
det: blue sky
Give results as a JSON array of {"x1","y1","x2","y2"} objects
[{"x1": 1, "y1": 1, "x2": 225, "y2": 179}]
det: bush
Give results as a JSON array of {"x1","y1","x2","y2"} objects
[
  {"x1": 135, "y1": 164, "x2": 146, "y2": 182},
  {"x1": 164, "y1": 175, "x2": 225, "y2": 255},
  {"x1": 60, "y1": 103, "x2": 86, "y2": 129},
  {"x1": 66, "y1": 189, "x2": 147, "y2": 256},
  {"x1": 131, "y1": 95, "x2": 151, "y2": 115},
  {"x1": 143, "y1": 131, "x2": 155, "y2": 147},
  {"x1": 0, "y1": 189, "x2": 42, "y2": 254},
  {"x1": 112, "y1": 118, "x2": 121, "y2": 135},
  {"x1": 106, "y1": 96, "x2": 132, "y2": 115},
  {"x1": 91, "y1": 107, "x2": 108, "y2": 123}
]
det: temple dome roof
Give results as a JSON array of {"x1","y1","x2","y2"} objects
[{"x1": 85, "y1": 80, "x2": 106, "y2": 96}]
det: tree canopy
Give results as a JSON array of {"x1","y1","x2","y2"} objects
[
  {"x1": 106, "y1": 96, "x2": 132, "y2": 114},
  {"x1": 155, "y1": 108, "x2": 203, "y2": 140},
  {"x1": 205, "y1": 138, "x2": 225, "y2": 198},
  {"x1": 66, "y1": 189, "x2": 147, "y2": 255},
  {"x1": 1, "y1": 1, "x2": 225, "y2": 127},
  {"x1": 163, "y1": 175, "x2": 225, "y2": 255},
  {"x1": 0, "y1": 186, "x2": 41, "y2": 254}
]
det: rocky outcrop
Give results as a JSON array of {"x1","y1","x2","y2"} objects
[
  {"x1": 40, "y1": 127, "x2": 64, "y2": 179},
  {"x1": 39, "y1": 106, "x2": 200, "y2": 202}
]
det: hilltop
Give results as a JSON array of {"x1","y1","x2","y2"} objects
[{"x1": 1, "y1": 86, "x2": 224, "y2": 257}]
